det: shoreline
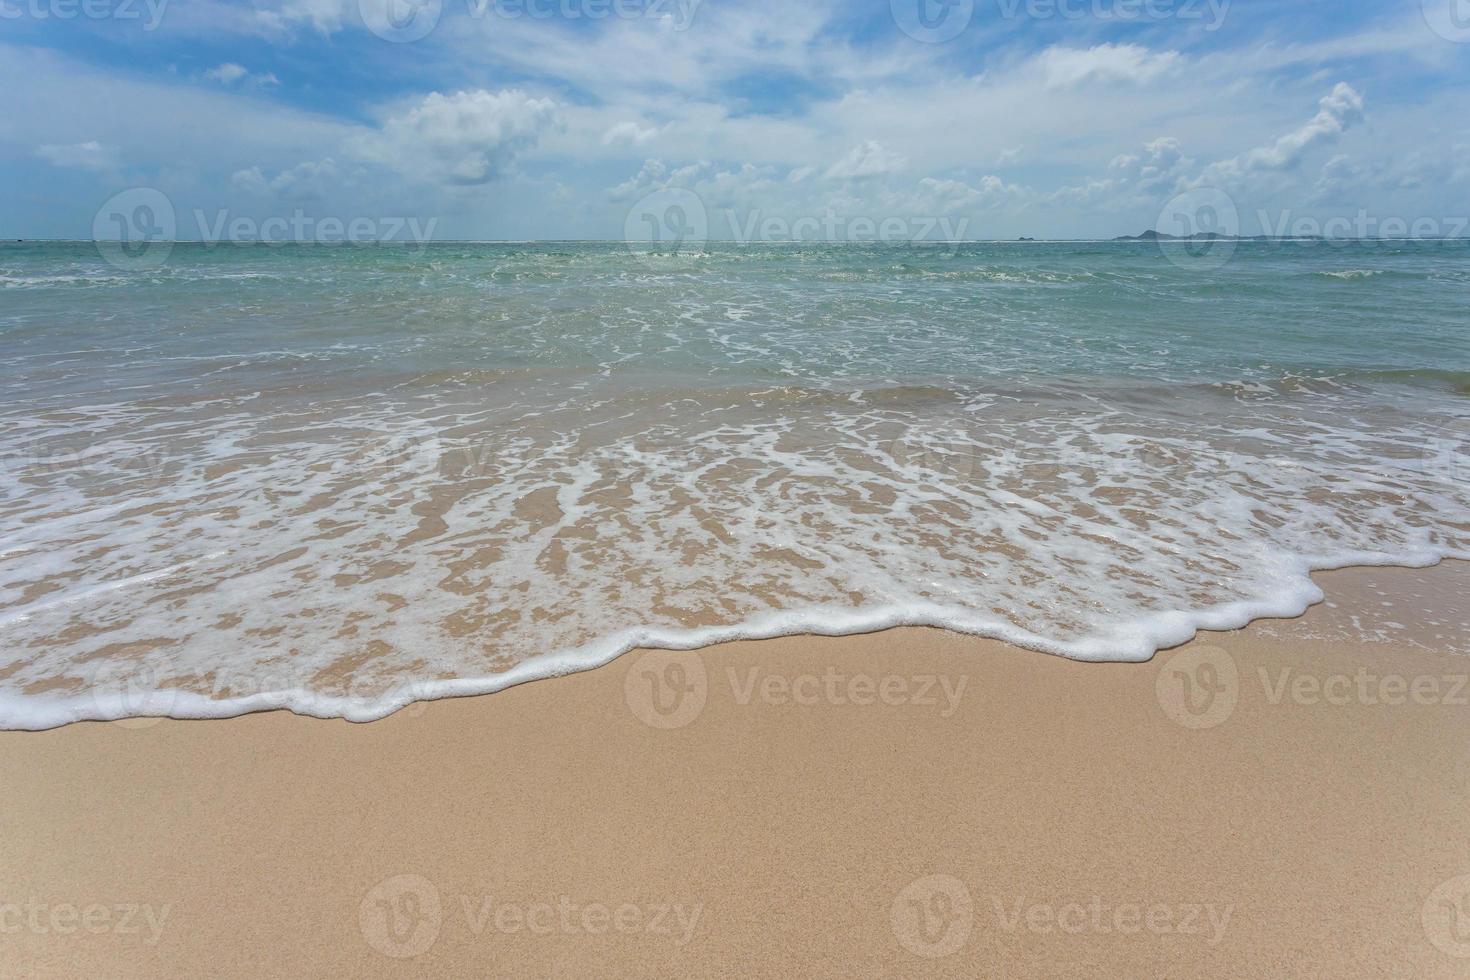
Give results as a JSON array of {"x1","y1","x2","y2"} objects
[
  {"x1": 1, "y1": 561, "x2": 1467, "y2": 977},
  {"x1": 5, "y1": 556, "x2": 1467, "y2": 733}
]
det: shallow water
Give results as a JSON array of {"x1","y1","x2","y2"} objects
[{"x1": 1, "y1": 240, "x2": 1467, "y2": 728}]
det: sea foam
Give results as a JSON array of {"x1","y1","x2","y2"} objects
[{"x1": 1, "y1": 240, "x2": 1467, "y2": 729}]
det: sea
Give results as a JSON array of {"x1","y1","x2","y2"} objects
[{"x1": 1, "y1": 239, "x2": 1467, "y2": 728}]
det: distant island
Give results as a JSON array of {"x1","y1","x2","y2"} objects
[{"x1": 1115, "y1": 229, "x2": 1322, "y2": 242}]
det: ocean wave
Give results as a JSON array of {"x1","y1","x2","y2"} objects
[
  {"x1": 0, "y1": 371, "x2": 1466, "y2": 730},
  {"x1": 3, "y1": 240, "x2": 1469, "y2": 729}
]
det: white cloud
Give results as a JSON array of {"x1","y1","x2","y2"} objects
[
  {"x1": 1036, "y1": 44, "x2": 1181, "y2": 90},
  {"x1": 205, "y1": 63, "x2": 247, "y2": 84},
  {"x1": 35, "y1": 141, "x2": 117, "y2": 172},
  {"x1": 1252, "y1": 82, "x2": 1364, "y2": 170},
  {"x1": 1034, "y1": 83, "x2": 1372, "y2": 233},
  {"x1": 357, "y1": 89, "x2": 560, "y2": 185},
  {"x1": 608, "y1": 152, "x2": 1025, "y2": 239},
  {"x1": 601, "y1": 121, "x2": 660, "y2": 147},
  {"x1": 205, "y1": 63, "x2": 280, "y2": 86},
  {"x1": 251, "y1": 0, "x2": 352, "y2": 36},
  {"x1": 699, "y1": 163, "x2": 785, "y2": 208},
  {"x1": 914, "y1": 176, "x2": 1026, "y2": 213},
  {"x1": 610, "y1": 158, "x2": 712, "y2": 200},
  {"x1": 1202, "y1": 82, "x2": 1365, "y2": 186},
  {"x1": 1111, "y1": 137, "x2": 1192, "y2": 194},
  {"x1": 232, "y1": 158, "x2": 339, "y2": 199},
  {"x1": 825, "y1": 140, "x2": 908, "y2": 180},
  {"x1": 1309, "y1": 140, "x2": 1470, "y2": 203},
  {"x1": 1048, "y1": 137, "x2": 1192, "y2": 210},
  {"x1": 2, "y1": 3, "x2": 1462, "y2": 241}
]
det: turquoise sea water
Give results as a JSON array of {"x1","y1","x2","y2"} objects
[
  {"x1": 6, "y1": 240, "x2": 1470, "y2": 393},
  {"x1": 1, "y1": 240, "x2": 1467, "y2": 727}
]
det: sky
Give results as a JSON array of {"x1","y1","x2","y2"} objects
[{"x1": 2, "y1": 0, "x2": 1469, "y2": 241}]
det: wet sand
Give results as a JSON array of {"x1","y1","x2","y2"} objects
[{"x1": 1, "y1": 562, "x2": 1467, "y2": 978}]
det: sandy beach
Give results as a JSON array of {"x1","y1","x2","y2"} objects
[
  {"x1": 8, "y1": 1, "x2": 1470, "y2": 975},
  {"x1": 1, "y1": 561, "x2": 1466, "y2": 978}
]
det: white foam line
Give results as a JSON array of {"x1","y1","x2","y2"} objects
[{"x1": 1, "y1": 549, "x2": 1463, "y2": 732}]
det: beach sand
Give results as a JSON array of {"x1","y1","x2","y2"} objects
[{"x1": 1, "y1": 562, "x2": 1467, "y2": 978}]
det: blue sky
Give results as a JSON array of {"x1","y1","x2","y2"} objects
[{"x1": 3, "y1": 0, "x2": 1468, "y2": 240}]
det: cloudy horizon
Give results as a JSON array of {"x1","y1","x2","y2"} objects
[{"x1": 4, "y1": 0, "x2": 1469, "y2": 242}]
